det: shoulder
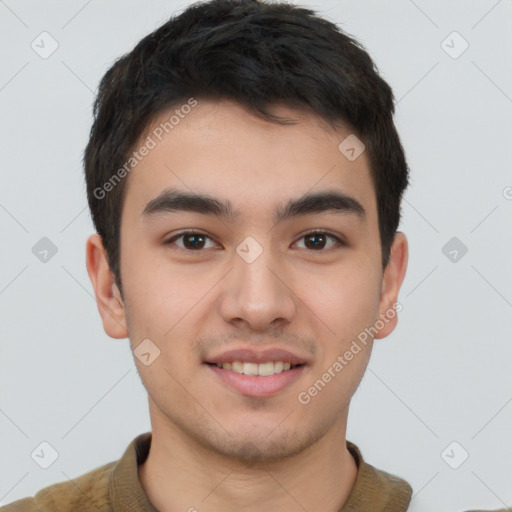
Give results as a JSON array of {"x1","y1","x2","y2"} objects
[
  {"x1": 345, "y1": 440, "x2": 413, "y2": 511},
  {"x1": 0, "y1": 460, "x2": 116, "y2": 512},
  {"x1": 360, "y1": 460, "x2": 413, "y2": 508}
]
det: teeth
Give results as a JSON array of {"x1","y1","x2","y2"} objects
[
  {"x1": 214, "y1": 361, "x2": 300, "y2": 376},
  {"x1": 257, "y1": 362, "x2": 274, "y2": 376},
  {"x1": 231, "y1": 361, "x2": 243, "y2": 373},
  {"x1": 243, "y1": 362, "x2": 258, "y2": 376}
]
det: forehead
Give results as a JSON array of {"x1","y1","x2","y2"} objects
[{"x1": 122, "y1": 99, "x2": 377, "y2": 227}]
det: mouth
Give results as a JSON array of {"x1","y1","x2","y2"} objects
[
  {"x1": 206, "y1": 361, "x2": 306, "y2": 376},
  {"x1": 203, "y1": 361, "x2": 308, "y2": 397}
]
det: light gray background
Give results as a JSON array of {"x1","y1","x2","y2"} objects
[{"x1": 1, "y1": 0, "x2": 511, "y2": 510}]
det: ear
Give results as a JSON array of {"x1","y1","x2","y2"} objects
[
  {"x1": 374, "y1": 231, "x2": 408, "y2": 339},
  {"x1": 85, "y1": 234, "x2": 128, "y2": 339}
]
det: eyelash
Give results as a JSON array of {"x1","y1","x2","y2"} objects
[{"x1": 164, "y1": 230, "x2": 346, "y2": 252}]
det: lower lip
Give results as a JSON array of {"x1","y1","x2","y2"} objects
[{"x1": 204, "y1": 363, "x2": 307, "y2": 397}]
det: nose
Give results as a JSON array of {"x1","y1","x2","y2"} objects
[{"x1": 219, "y1": 240, "x2": 297, "y2": 332}]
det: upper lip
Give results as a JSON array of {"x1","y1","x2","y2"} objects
[{"x1": 205, "y1": 348, "x2": 309, "y2": 365}]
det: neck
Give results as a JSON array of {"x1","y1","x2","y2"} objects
[{"x1": 138, "y1": 414, "x2": 358, "y2": 512}]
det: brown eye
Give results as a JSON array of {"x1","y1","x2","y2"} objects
[
  {"x1": 165, "y1": 232, "x2": 217, "y2": 251},
  {"x1": 295, "y1": 231, "x2": 344, "y2": 251}
]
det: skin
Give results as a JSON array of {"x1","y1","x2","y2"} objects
[{"x1": 86, "y1": 99, "x2": 408, "y2": 512}]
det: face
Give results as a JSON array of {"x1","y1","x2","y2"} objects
[{"x1": 87, "y1": 99, "x2": 408, "y2": 462}]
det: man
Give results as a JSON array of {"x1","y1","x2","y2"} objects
[{"x1": 3, "y1": 0, "x2": 504, "y2": 511}]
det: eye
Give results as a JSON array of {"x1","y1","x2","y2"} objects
[
  {"x1": 164, "y1": 230, "x2": 346, "y2": 252},
  {"x1": 293, "y1": 231, "x2": 345, "y2": 251},
  {"x1": 164, "y1": 231, "x2": 218, "y2": 251}
]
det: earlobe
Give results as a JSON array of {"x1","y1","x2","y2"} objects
[
  {"x1": 374, "y1": 231, "x2": 408, "y2": 339},
  {"x1": 85, "y1": 234, "x2": 128, "y2": 339}
]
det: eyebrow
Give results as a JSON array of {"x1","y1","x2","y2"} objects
[{"x1": 141, "y1": 187, "x2": 366, "y2": 224}]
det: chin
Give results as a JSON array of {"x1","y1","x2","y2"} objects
[{"x1": 200, "y1": 427, "x2": 319, "y2": 463}]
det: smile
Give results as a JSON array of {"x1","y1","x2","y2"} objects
[
  {"x1": 205, "y1": 362, "x2": 307, "y2": 397},
  {"x1": 209, "y1": 361, "x2": 304, "y2": 376}
]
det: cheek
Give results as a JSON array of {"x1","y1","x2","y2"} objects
[
  {"x1": 295, "y1": 272, "x2": 378, "y2": 409},
  {"x1": 122, "y1": 248, "x2": 223, "y2": 361},
  {"x1": 298, "y1": 263, "x2": 381, "y2": 342},
  {"x1": 121, "y1": 248, "x2": 185, "y2": 340},
  {"x1": 127, "y1": 274, "x2": 198, "y2": 341},
  {"x1": 122, "y1": 260, "x2": 206, "y2": 395}
]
